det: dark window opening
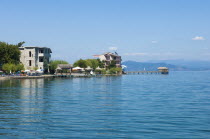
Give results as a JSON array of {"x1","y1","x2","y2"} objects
[
  {"x1": 39, "y1": 57, "x2": 44, "y2": 62},
  {"x1": 29, "y1": 51, "x2": 32, "y2": 57},
  {"x1": 29, "y1": 60, "x2": 32, "y2": 66},
  {"x1": 39, "y1": 49, "x2": 44, "y2": 53}
]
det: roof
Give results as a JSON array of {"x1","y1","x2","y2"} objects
[
  {"x1": 94, "y1": 52, "x2": 120, "y2": 57},
  {"x1": 19, "y1": 46, "x2": 52, "y2": 53},
  {"x1": 104, "y1": 52, "x2": 119, "y2": 56},
  {"x1": 56, "y1": 64, "x2": 73, "y2": 69},
  {"x1": 158, "y1": 67, "x2": 168, "y2": 70}
]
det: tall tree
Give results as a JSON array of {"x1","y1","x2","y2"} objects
[
  {"x1": 17, "y1": 41, "x2": 25, "y2": 47},
  {"x1": 73, "y1": 59, "x2": 87, "y2": 68},
  {"x1": 0, "y1": 42, "x2": 21, "y2": 68},
  {"x1": 86, "y1": 59, "x2": 99, "y2": 70}
]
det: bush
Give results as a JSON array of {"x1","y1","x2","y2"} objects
[
  {"x1": 2, "y1": 63, "x2": 24, "y2": 73},
  {"x1": 108, "y1": 67, "x2": 122, "y2": 74},
  {"x1": 95, "y1": 69, "x2": 106, "y2": 75}
]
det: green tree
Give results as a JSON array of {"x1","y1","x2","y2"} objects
[
  {"x1": 49, "y1": 60, "x2": 69, "y2": 74},
  {"x1": 2, "y1": 63, "x2": 24, "y2": 73},
  {"x1": 43, "y1": 59, "x2": 49, "y2": 73},
  {"x1": 73, "y1": 59, "x2": 87, "y2": 68},
  {"x1": 2, "y1": 63, "x2": 12, "y2": 73},
  {"x1": 97, "y1": 59, "x2": 105, "y2": 68},
  {"x1": 0, "y1": 42, "x2": 21, "y2": 68},
  {"x1": 17, "y1": 41, "x2": 25, "y2": 47},
  {"x1": 108, "y1": 67, "x2": 122, "y2": 74},
  {"x1": 86, "y1": 59, "x2": 99, "y2": 70},
  {"x1": 16, "y1": 64, "x2": 25, "y2": 71},
  {"x1": 108, "y1": 60, "x2": 116, "y2": 69}
]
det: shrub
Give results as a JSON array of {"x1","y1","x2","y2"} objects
[{"x1": 108, "y1": 67, "x2": 122, "y2": 74}]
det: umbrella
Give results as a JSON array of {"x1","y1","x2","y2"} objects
[
  {"x1": 24, "y1": 70, "x2": 30, "y2": 73},
  {"x1": 36, "y1": 69, "x2": 44, "y2": 73},
  {"x1": 96, "y1": 66, "x2": 101, "y2": 70},
  {"x1": 73, "y1": 67, "x2": 82, "y2": 70},
  {"x1": 85, "y1": 66, "x2": 93, "y2": 70}
]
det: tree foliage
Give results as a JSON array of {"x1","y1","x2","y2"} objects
[
  {"x1": 49, "y1": 60, "x2": 69, "y2": 74},
  {"x1": 108, "y1": 67, "x2": 122, "y2": 74},
  {"x1": 73, "y1": 59, "x2": 87, "y2": 68},
  {"x1": 108, "y1": 60, "x2": 116, "y2": 69},
  {"x1": 43, "y1": 59, "x2": 49, "y2": 73},
  {"x1": 86, "y1": 59, "x2": 99, "y2": 70},
  {"x1": 0, "y1": 41, "x2": 21, "y2": 68},
  {"x1": 2, "y1": 63, "x2": 24, "y2": 73},
  {"x1": 17, "y1": 41, "x2": 25, "y2": 47},
  {"x1": 73, "y1": 59, "x2": 105, "y2": 69},
  {"x1": 98, "y1": 59, "x2": 105, "y2": 68}
]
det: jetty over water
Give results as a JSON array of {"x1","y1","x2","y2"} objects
[
  {"x1": 125, "y1": 67, "x2": 169, "y2": 75},
  {"x1": 125, "y1": 71, "x2": 162, "y2": 74}
]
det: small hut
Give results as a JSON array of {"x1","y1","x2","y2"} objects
[
  {"x1": 55, "y1": 64, "x2": 73, "y2": 75},
  {"x1": 158, "y1": 67, "x2": 169, "y2": 74}
]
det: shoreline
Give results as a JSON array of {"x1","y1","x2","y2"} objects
[
  {"x1": 0, "y1": 77, "x2": 11, "y2": 80},
  {"x1": 0, "y1": 74, "x2": 122, "y2": 80}
]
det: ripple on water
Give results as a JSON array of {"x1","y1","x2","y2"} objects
[{"x1": 0, "y1": 72, "x2": 210, "y2": 138}]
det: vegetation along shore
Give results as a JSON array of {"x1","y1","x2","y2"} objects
[{"x1": 0, "y1": 41, "x2": 123, "y2": 79}]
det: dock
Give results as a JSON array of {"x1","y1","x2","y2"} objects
[
  {"x1": 125, "y1": 67, "x2": 169, "y2": 75},
  {"x1": 124, "y1": 71, "x2": 162, "y2": 74}
]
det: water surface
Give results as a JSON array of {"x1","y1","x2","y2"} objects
[{"x1": 0, "y1": 71, "x2": 210, "y2": 138}]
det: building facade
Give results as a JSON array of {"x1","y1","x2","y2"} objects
[
  {"x1": 19, "y1": 46, "x2": 52, "y2": 71},
  {"x1": 94, "y1": 52, "x2": 122, "y2": 68}
]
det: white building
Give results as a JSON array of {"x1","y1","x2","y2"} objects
[
  {"x1": 94, "y1": 52, "x2": 122, "y2": 68},
  {"x1": 19, "y1": 46, "x2": 52, "y2": 71}
]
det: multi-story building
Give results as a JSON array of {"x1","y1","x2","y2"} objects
[
  {"x1": 94, "y1": 52, "x2": 122, "y2": 68},
  {"x1": 19, "y1": 46, "x2": 52, "y2": 71}
]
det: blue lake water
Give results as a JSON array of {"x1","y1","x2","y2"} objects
[{"x1": 0, "y1": 71, "x2": 210, "y2": 138}]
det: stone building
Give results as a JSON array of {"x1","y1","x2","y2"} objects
[
  {"x1": 94, "y1": 52, "x2": 122, "y2": 68},
  {"x1": 19, "y1": 46, "x2": 52, "y2": 71}
]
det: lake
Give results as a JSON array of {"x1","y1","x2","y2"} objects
[{"x1": 0, "y1": 71, "x2": 210, "y2": 138}]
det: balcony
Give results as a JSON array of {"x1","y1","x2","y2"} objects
[{"x1": 38, "y1": 53, "x2": 44, "y2": 57}]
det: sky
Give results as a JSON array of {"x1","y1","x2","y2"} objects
[{"x1": 0, "y1": 0, "x2": 210, "y2": 63}]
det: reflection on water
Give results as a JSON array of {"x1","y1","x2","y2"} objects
[
  {"x1": 0, "y1": 77, "x2": 124, "y2": 138},
  {"x1": 0, "y1": 73, "x2": 210, "y2": 138}
]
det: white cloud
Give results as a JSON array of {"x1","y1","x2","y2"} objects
[
  {"x1": 192, "y1": 36, "x2": 205, "y2": 40},
  {"x1": 151, "y1": 41, "x2": 158, "y2": 43},
  {"x1": 109, "y1": 47, "x2": 118, "y2": 51}
]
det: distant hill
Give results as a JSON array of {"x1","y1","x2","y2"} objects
[
  {"x1": 122, "y1": 61, "x2": 189, "y2": 71},
  {"x1": 148, "y1": 60, "x2": 210, "y2": 71}
]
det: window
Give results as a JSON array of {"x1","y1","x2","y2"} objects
[
  {"x1": 29, "y1": 51, "x2": 32, "y2": 57},
  {"x1": 29, "y1": 60, "x2": 32, "y2": 66},
  {"x1": 39, "y1": 57, "x2": 44, "y2": 62},
  {"x1": 39, "y1": 49, "x2": 44, "y2": 53}
]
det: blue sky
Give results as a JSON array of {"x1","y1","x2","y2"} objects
[{"x1": 0, "y1": 0, "x2": 210, "y2": 63}]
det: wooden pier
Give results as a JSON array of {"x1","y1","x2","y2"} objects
[
  {"x1": 125, "y1": 71, "x2": 162, "y2": 74},
  {"x1": 125, "y1": 71, "x2": 169, "y2": 75},
  {"x1": 125, "y1": 67, "x2": 169, "y2": 75}
]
